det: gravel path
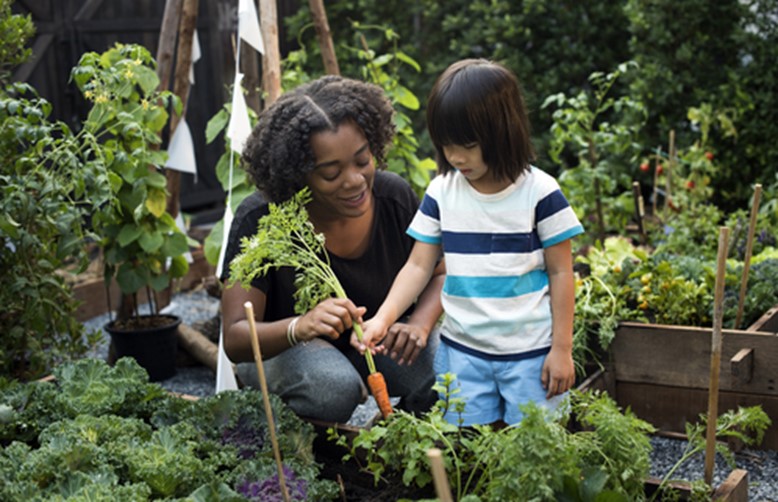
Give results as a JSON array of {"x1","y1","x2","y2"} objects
[{"x1": 83, "y1": 288, "x2": 778, "y2": 500}]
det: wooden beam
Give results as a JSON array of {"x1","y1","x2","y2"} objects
[
  {"x1": 259, "y1": 0, "x2": 281, "y2": 107},
  {"x1": 14, "y1": 0, "x2": 49, "y2": 20},
  {"x1": 308, "y1": 0, "x2": 339, "y2": 75},
  {"x1": 165, "y1": 0, "x2": 199, "y2": 219},
  {"x1": 74, "y1": 0, "x2": 106, "y2": 21},
  {"x1": 11, "y1": 33, "x2": 54, "y2": 83},
  {"x1": 712, "y1": 469, "x2": 748, "y2": 502},
  {"x1": 730, "y1": 348, "x2": 754, "y2": 385},
  {"x1": 155, "y1": 0, "x2": 184, "y2": 92}
]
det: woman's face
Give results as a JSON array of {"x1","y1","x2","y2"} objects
[{"x1": 307, "y1": 121, "x2": 375, "y2": 219}]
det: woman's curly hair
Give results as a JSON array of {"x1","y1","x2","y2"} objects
[{"x1": 241, "y1": 75, "x2": 396, "y2": 203}]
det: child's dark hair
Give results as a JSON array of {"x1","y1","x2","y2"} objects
[
  {"x1": 241, "y1": 75, "x2": 395, "y2": 203},
  {"x1": 426, "y1": 59, "x2": 534, "y2": 182}
]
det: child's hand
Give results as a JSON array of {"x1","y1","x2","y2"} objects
[
  {"x1": 352, "y1": 317, "x2": 389, "y2": 355},
  {"x1": 541, "y1": 346, "x2": 576, "y2": 399}
]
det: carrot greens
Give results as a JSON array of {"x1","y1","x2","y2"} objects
[{"x1": 229, "y1": 187, "x2": 378, "y2": 374}]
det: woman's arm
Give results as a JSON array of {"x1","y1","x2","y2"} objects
[
  {"x1": 541, "y1": 239, "x2": 577, "y2": 397},
  {"x1": 222, "y1": 281, "x2": 366, "y2": 361}
]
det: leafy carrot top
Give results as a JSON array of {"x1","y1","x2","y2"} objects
[{"x1": 229, "y1": 187, "x2": 377, "y2": 373}]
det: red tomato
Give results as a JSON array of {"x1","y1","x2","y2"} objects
[
  {"x1": 656, "y1": 164, "x2": 664, "y2": 175},
  {"x1": 686, "y1": 180, "x2": 695, "y2": 189},
  {"x1": 640, "y1": 162, "x2": 650, "y2": 172},
  {"x1": 705, "y1": 151, "x2": 714, "y2": 161}
]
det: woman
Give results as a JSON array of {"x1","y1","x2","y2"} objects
[{"x1": 220, "y1": 75, "x2": 444, "y2": 423}]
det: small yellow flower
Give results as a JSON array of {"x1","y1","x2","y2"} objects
[
  {"x1": 95, "y1": 94, "x2": 109, "y2": 104},
  {"x1": 133, "y1": 58, "x2": 142, "y2": 66},
  {"x1": 84, "y1": 90, "x2": 94, "y2": 99},
  {"x1": 124, "y1": 69, "x2": 134, "y2": 79},
  {"x1": 141, "y1": 99, "x2": 150, "y2": 110}
]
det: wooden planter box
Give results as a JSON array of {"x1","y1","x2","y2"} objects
[
  {"x1": 578, "y1": 305, "x2": 778, "y2": 451},
  {"x1": 71, "y1": 247, "x2": 216, "y2": 322}
]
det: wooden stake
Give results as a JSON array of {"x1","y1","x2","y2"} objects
[
  {"x1": 155, "y1": 0, "x2": 184, "y2": 92},
  {"x1": 259, "y1": 0, "x2": 282, "y2": 107},
  {"x1": 427, "y1": 448, "x2": 453, "y2": 502},
  {"x1": 244, "y1": 301, "x2": 291, "y2": 502},
  {"x1": 735, "y1": 184, "x2": 763, "y2": 329},
  {"x1": 652, "y1": 147, "x2": 661, "y2": 217},
  {"x1": 632, "y1": 181, "x2": 645, "y2": 241},
  {"x1": 308, "y1": 0, "x2": 340, "y2": 75},
  {"x1": 665, "y1": 130, "x2": 675, "y2": 214},
  {"x1": 704, "y1": 226, "x2": 730, "y2": 485}
]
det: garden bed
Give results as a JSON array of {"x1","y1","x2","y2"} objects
[{"x1": 588, "y1": 309, "x2": 778, "y2": 451}]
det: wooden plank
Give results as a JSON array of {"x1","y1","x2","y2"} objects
[
  {"x1": 747, "y1": 303, "x2": 778, "y2": 333},
  {"x1": 612, "y1": 322, "x2": 778, "y2": 395},
  {"x1": 712, "y1": 469, "x2": 748, "y2": 502},
  {"x1": 614, "y1": 381, "x2": 778, "y2": 451},
  {"x1": 11, "y1": 33, "x2": 54, "y2": 83}
]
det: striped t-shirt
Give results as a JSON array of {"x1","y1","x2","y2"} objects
[{"x1": 407, "y1": 166, "x2": 584, "y2": 359}]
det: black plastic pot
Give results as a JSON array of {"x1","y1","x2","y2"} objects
[{"x1": 105, "y1": 314, "x2": 181, "y2": 381}]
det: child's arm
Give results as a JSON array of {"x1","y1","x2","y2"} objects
[
  {"x1": 355, "y1": 240, "x2": 442, "y2": 354},
  {"x1": 542, "y1": 238, "x2": 577, "y2": 398}
]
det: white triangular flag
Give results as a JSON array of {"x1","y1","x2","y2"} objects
[
  {"x1": 189, "y1": 29, "x2": 201, "y2": 85},
  {"x1": 174, "y1": 212, "x2": 194, "y2": 264},
  {"x1": 226, "y1": 73, "x2": 252, "y2": 154},
  {"x1": 215, "y1": 203, "x2": 234, "y2": 278},
  {"x1": 238, "y1": 0, "x2": 264, "y2": 54},
  {"x1": 215, "y1": 324, "x2": 239, "y2": 392},
  {"x1": 165, "y1": 119, "x2": 197, "y2": 180}
]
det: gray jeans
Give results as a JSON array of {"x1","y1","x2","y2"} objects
[{"x1": 236, "y1": 329, "x2": 440, "y2": 422}]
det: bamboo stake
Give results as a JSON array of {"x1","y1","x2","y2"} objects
[
  {"x1": 427, "y1": 448, "x2": 453, "y2": 502},
  {"x1": 652, "y1": 147, "x2": 661, "y2": 217},
  {"x1": 632, "y1": 181, "x2": 645, "y2": 241},
  {"x1": 308, "y1": 0, "x2": 340, "y2": 75},
  {"x1": 259, "y1": 0, "x2": 282, "y2": 107},
  {"x1": 665, "y1": 130, "x2": 675, "y2": 214},
  {"x1": 244, "y1": 301, "x2": 290, "y2": 502},
  {"x1": 704, "y1": 226, "x2": 730, "y2": 485},
  {"x1": 735, "y1": 184, "x2": 763, "y2": 329}
]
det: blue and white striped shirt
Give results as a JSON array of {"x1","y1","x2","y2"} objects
[{"x1": 407, "y1": 166, "x2": 584, "y2": 359}]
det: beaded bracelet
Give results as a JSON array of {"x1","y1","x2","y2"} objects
[{"x1": 286, "y1": 316, "x2": 301, "y2": 347}]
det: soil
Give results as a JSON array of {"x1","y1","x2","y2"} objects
[{"x1": 106, "y1": 314, "x2": 180, "y2": 332}]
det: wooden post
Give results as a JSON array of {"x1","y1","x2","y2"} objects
[
  {"x1": 165, "y1": 0, "x2": 199, "y2": 219},
  {"x1": 705, "y1": 226, "x2": 730, "y2": 485},
  {"x1": 735, "y1": 184, "x2": 763, "y2": 329},
  {"x1": 308, "y1": 0, "x2": 340, "y2": 75},
  {"x1": 259, "y1": 0, "x2": 282, "y2": 107},
  {"x1": 155, "y1": 0, "x2": 183, "y2": 91},
  {"x1": 652, "y1": 147, "x2": 661, "y2": 218}
]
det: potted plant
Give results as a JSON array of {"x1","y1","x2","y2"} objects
[{"x1": 70, "y1": 43, "x2": 192, "y2": 381}]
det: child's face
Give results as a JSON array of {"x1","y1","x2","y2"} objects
[{"x1": 443, "y1": 143, "x2": 504, "y2": 193}]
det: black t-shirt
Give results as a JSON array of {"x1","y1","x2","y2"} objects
[{"x1": 221, "y1": 171, "x2": 419, "y2": 351}]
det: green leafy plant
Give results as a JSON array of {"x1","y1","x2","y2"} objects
[
  {"x1": 70, "y1": 43, "x2": 192, "y2": 320},
  {"x1": 0, "y1": 5, "x2": 107, "y2": 379},
  {"x1": 543, "y1": 61, "x2": 646, "y2": 243},
  {"x1": 0, "y1": 357, "x2": 339, "y2": 500},
  {"x1": 331, "y1": 385, "x2": 654, "y2": 501}
]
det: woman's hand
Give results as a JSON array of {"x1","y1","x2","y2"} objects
[
  {"x1": 296, "y1": 298, "x2": 366, "y2": 342},
  {"x1": 381, "y1": 322, "x2": 429, "y2": 366}
]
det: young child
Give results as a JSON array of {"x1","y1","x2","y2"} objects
[{"x1": 361, "y1": 59, "x2": 584, "y2": 426}]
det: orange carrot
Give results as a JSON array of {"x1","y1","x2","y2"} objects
[{"x1": 367, "y1": 372, "x2": 393, "y2": 419}]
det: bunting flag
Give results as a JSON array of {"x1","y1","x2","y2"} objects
[
  {"x1": 215, "y1": 324, "x2": 239, "y2": 392},
  {"x1": 226, "y1": 73, "x2": 252, "y2": 154},
  {"x1": 174, "y1": 212, "x2": 194, "y2": 264},
  {"x1": 164, "y1": 118, "x2": 198, "y2": 180},
  {"x1": 189, "y1": 29, "x2": 201, "y2": 85},
  {"x1": 215, "y1": 204, "x2": 234, "y2": 279},
  {"x1": 238, "y1": 0, "x2": 264, "y2": 54}
]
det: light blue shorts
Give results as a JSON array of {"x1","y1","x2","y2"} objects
[{"x1": 434, "y1": 341, "x2": 567, "y2": 426}]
